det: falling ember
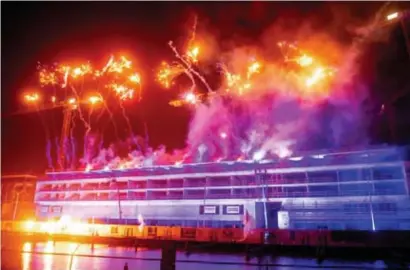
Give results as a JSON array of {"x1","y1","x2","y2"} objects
[
  {"x1": 186, "y1": 46, "x2": 200, "y2": 63},
  {"x1": 169, "y1": 99, "x2": 184, "y2": 107},
  {"x1": 183, "y1": 91, "x2": 198, "y2": 104},
  {"x1": 297, "y1": 54, "x2": 313, "y2": 67},
  {"x1": 129, "y1": 73, "x2": 141, "y2": 84},
  {"x1": 304, "y1": 67, "x2": 334, "y2": 89},
  {"x1": 108, "y1": 83, "x2": 135, "y2": 101},
  {"x1": 106, "y1": 56, "x2": 133, "y2": 73},
  {"x1": 88, "y1": 95, "x2": 103, "y2": 105},
  {"x1": 100, "y1": 55, "x2": 114, "y2": 74},
  {"x1": 68, "y1": 98, "x2": 76, "y2": 104},
  {"x1": 70, "y1": 64, "x2": 92, "y2": 79},
  {"x1": 156, "y1": 61, "x2": 183, "y2": 89},
  {"x1": 67, "y1": 97, "x2": 78, "y2": 109},
  {"x1": 220, "y1": 60, "x2": 262, "y2": 95},
  {"x1": 58, "y1": 65, "x2": 71, "y2": 88},
  {"x1": 247, "y1": 61, "x2": 261, "y2": 79},
  {"x1": 39, "y1": 69, "x2": 57, "y2": 86}
]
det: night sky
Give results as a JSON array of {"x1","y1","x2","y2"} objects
[{"x1": 2, "y1": 1, "x2": 410, "y2": 175}]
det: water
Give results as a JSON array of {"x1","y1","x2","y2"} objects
[{"x1": 0, "y1": 241, "x2": 392, "y2": 270}]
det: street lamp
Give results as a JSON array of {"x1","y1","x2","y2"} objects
[
  {"x1": 12, "y1": 186, "x2": 23, "y2": 220},
  {"x1": 380, "y1": 11, "x2": 410, "y2": 143},
  {"x1": 386, "y1": 11, "x2": 410, "y2": 60}
]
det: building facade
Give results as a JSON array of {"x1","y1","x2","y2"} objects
[
  {"x1": 1, "y1": 174, "x2": 37, "y2": 220},
  {"x1": 34, "y1": 147, "x2": 410, "y2": 230}
]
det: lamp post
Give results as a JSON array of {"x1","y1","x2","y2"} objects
[
  {"x1": 12, "y1": 184, "x2": 25, "y2": 220},
  {"x1": 386, "y1": 11, "x2": 410, "y2": 61},
  {"x1": 380, "y1": 11, "x2": 410, "y2": 143},
  {"x1": 111, "y1": 179, "x2": 123, "y2": 223}
]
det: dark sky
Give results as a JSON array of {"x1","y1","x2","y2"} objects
[{"x1": 2, "y1": 1, "x2": 410, "y2": 175}]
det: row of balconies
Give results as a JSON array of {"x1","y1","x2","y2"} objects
[
  {"x1": 34, "y1": 187, "x2": 406, "y2": 202},
  {"x1": 37, "y1": 175, "x2": 405, "y2": 193}
]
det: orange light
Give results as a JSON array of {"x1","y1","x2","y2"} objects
[
  {"x1": 183, "y1": 91, "x2": 198, "y2": 104},
  {"x1": 24, "y1": 93, "x2": 40, "y2": 103},
  {"x1": 68, "y1": 98, "x2": 76, "y2": 104},
  {"x1": 387, "y1": 12, "x2": 399, "y2": 21},
  {"x1": 88, "y1": 95, "x2": 102, "y2": 105},
  {"x1": 187, "y1": 46, "x2": 200, "y2": 63},
  {"x1": 129, "y1": 73, "x2": 141, "y2": 84},
  {"x1": 24, "y1": 220, "x2": 35, "y2": 231},
  {"x1": 297, "y1": 54, "x2": 313, "y2": 67}
]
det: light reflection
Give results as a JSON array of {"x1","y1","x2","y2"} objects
[
  {"x1": 22, "y1": 242, "x2": 32, "y2": 270},
  {"x1": 67, "y1": 243, "x2": 79, "y2": 270},
  {"x1": 43, "y1": 241, "x2": 54, "y2": 270}
]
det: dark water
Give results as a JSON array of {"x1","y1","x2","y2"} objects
[{"x1": 0, "y1": 241, "x2": 392, "y2": 270}]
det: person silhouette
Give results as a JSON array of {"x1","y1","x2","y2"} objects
[{"x1": 124, "y1": 262, "x2": 129, "y2": 270}]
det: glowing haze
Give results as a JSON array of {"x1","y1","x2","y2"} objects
[{"x1": 26, "y1": 15, "x2": 375, "y2": 172}]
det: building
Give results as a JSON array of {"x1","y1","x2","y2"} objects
[
  {"x1": 34, "y1": 146, "x2": 410, "y2": 230},
  {"x1": 1, "y1": 174, "x2": 37, "y2": 220}
]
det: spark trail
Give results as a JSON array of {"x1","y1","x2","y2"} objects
[{"x1": 168, "y1": 41, "x2": 213, "y2": 93}]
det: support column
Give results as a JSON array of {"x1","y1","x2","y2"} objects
[{"x1": 160, "y1": 241, "x2": 176, "y2": 270}]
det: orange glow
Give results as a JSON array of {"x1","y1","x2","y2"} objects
[
  {"x1": 22, "y1": 216, "x2": 94, "y2": 236},
  {"x1": 169, "y1": 99, "x2": 184, "y2": 107},
  {"x1": 106, "y1": 56, "x2": 132, "y2": 73},
  {"x1": 138, "y1": 214, "x2": 145, "y2": 233},
  {"x1": 297, "y1": 54, "x2": 314, "y2": 67},
  {"x1": 88, "y1": 95, "x2": 103, "y2": 105},
  {"x1": 156, "y1": 61, "x2": 184, "y2": 89},
  {"x1": 222, "y1": 60, "x2": 262, "y2": 95},
  {"x1": 247, "y1": 61, "x2": 261, "y2": 79},
  {"x1": 68, "y1": 97, "x2": 76, "y2": 104},
  {"x1": 39, "y1": 69, "x2": 57, "y2": 86},
  {"x1": 24, "y1": 220, "x2": 35, "y2": 231},
  {"x1": 387, "y1": 12, "x2": 399, "y2": 21},
  {"x1": 186, "y1": 45, "x2": 200, "y2": 63},
  {"x1": 24, "y1": 92, "x2": 40, "y2": 103},
  {"x1": 169, "y1": 91, "x2": 201, "y2": 107},
  {"x1": 108, "y1": 83, "x2": 135, "y2": 101},
  {"x1": 129, "y1": 73, "x2": 141, "y2": 84}
]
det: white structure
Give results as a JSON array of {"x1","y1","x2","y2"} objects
[{"x1": 35, "y1": 146, "x2": 410, "y2": 230}]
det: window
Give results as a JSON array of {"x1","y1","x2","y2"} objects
[
  {"x1": 283, "y1": 173, "x2": 306, "y2": 184},
  {"x1": 338, "y1": 170, "x2": 360, "y2": 182},
  {"x1": 340, "y1": 183, "x2": 372, "y2": 195},
  {"x1": 360, "y1": 168, "x2": 372, "y2": 181},
  {"x1": 308, "y1": 171, "x2": 337, "y2": 183},
  {"x1": 344, "y1": 203, "x2": 370, "y2": 212},
  {"x1": 374, "y1": 182, "x2": 406, "y2": 195},
  {"x1": 373, "y1": 166, "x2": 404, "y2": 181},
  {"x1": 374, "y1": 202, "x2": 397, "y2": 212},
  {"x1": 284, "y1": 186, "x2": 307, "y2": 197},
  {"x1": 309, "y1": 185, "x2": 338, "y2": 196}
]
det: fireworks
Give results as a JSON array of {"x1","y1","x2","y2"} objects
[
  {"x1": 88, "y1": 95, "x2": 103, "y2": 105},
  {"x1": 24, "y1": 15, "x2": 371, "y2": 173},
  {"x1": 33, "y1": 54, "x2": 142, "y2": 109},
  {"x1": 24, "y1": 92, "x2": 40, "y2": 103},
  {"x1": 186, "y1": 45, "x2": 200, "y2": 63}
]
